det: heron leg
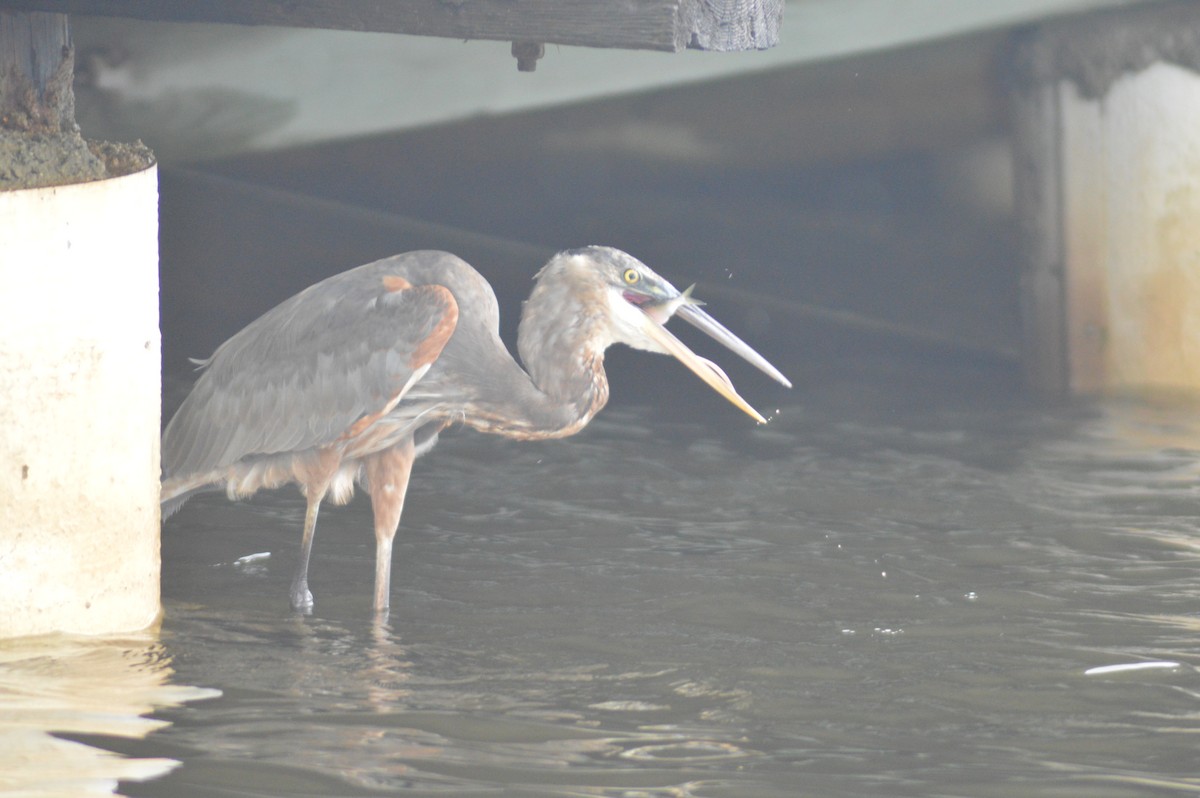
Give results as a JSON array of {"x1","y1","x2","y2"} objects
[
  {"x1": 364, "y1": 438, "x2": 416, "y2": 615},
  {"x1": 290, "y1": 488, "x2": 326, "y2": 611}
]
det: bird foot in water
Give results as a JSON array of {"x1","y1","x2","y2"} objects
[{"x1": 290, "y1": 583, "x2": 314, "y2": 613}]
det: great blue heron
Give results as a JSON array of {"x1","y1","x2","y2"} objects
[{"x1": 161, "y1": 247, "x2": 790, "y2": 613}]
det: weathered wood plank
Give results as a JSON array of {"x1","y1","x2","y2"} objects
[
  {"x1": 682, "y1": 0, "x2": 780, "y2": 51},
  {"x1": 0, "y1": 0, "x2": 781, "y2": 52}
]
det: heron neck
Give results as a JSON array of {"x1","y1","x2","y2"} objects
[{"x1": 513, "y1": 286, "x2": 611, "y2": 436}]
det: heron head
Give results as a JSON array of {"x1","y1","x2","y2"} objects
[{"x1": 545, "y1": 246, "x2": 792, "y2": 423}]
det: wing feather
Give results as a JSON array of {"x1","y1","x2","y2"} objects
[{"x1": 162, "y1": 254, "x2": 462, "y2": 481}]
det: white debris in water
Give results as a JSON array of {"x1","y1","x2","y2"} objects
[
  {"x1": 588, "y1": 700, "x2": 669, "y2": 712},
  {"x1": 1084, "y1": 661, "x2": 1181, "y2": 676}
]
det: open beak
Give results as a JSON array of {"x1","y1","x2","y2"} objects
[{"x1": 635, "y1": 292, "x2": 791, "y2": 424}]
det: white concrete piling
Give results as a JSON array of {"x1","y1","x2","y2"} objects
[
  {"x1": 0, "y1": 165, "x2": 162, "y2": 637},
  {"x1": 1012, "y1": 2, "x2": 1200, "y2": 396}
]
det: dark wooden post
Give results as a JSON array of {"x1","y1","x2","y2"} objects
[
  {"x1": 1010, "y1": 67, "x2": 1070, "y2": 397},
  {"x1": 0, "y1": 10, "x2": 73, "y2": 133},
  {"x1": 0, "y1": 9, "x2": 126, "y2": 188}
]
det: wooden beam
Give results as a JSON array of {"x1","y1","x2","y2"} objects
[{"x1": 0, "y1": 0, "x2": 781, "y2": 52}]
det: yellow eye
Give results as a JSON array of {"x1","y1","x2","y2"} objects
[{"x1": 623, "y1": 268, "x2": 640, "y2": 285}]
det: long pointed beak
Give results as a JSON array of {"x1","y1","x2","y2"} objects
[
  {"x1": 636, "y1": 299, "x2": 790, "y2": 424},
  {"x1": 675, "y1": 302, "x2": 793, "y2": 389}
]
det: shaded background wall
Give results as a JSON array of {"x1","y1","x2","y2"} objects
[{"x1": 66, "y1": 0, "x2": 1158, "y2": 410}]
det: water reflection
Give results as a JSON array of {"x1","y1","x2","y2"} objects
[
  {"x1": 0, "y1": 631, "x2": 218, "y2": 797},
  {"x1": 1035, "y1": 399, "x2": 1200, "y2": 557},
  {"x1": 148, "y1": 607, "x2": 770, "y2": 794}
]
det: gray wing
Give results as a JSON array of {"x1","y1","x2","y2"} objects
[{"x1": 162, "y1": 256, "x2": 461, "y2": 481}]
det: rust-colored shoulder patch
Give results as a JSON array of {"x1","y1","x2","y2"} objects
[
  {"x1": 382, "y1": 274, "x2": 412, "y2": 292},
  {"x1": 336, "y1": 283, "x2": 459, "y2": 452},
  {"x1": 410, "y1": 285, "x2": 459, "y2": 369}
]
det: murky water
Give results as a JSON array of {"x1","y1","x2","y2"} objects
[{"x1": 7, "y1": 363, "x2": 1200, "y2": 797}]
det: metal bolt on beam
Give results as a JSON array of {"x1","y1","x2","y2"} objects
[{"x1": 511, "y1": 41, "x2": 544, "y2": 72}]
